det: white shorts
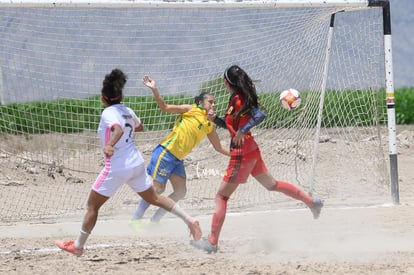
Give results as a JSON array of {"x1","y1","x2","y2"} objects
[{"x1": 92, "y1": 161, "x2": 152, "y2": 197}]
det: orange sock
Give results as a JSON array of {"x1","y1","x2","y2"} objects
[
  {"x1": 208, "y1": 193, "x2": 229, "y2": 245},
  {"x1": 273, "y1": 180, "x2": 313, "y2": 207}
]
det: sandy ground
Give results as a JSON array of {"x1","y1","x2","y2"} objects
[
  {"x1": 1, "y1": 204, "x2": 414, "y2": 274},
  {"x1": 1, "y1": 125, "x2": 414, "y2": 274}
]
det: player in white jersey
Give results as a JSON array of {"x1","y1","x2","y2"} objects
[{"x1": 56, "y1": 69, "x2": 201, "y2": 256}]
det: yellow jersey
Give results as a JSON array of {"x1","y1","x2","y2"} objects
[{"x1": 160, "y1": 104, "x2": 214, "y2": 160}]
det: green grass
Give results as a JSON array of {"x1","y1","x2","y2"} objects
[
  {"x1": 0, "y1": 87, "x2": 412, "y2": 135},
  {"x1": 394, "y1": 87, "x2": 414, "y2": 124}
]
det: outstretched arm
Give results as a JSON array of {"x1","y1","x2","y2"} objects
[
  {"x1": 142, "y1": 75, "x2": 192, "y2": 114},
  {"x1": 207, "y1": 130, "x2": 230, "y2": 156}
]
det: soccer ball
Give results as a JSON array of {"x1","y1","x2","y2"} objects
[{"x1": 279, "y1": 88, "x2": 301, "y2": 110}]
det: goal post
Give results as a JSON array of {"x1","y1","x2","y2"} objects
[
  {"x1": 0, "y1": 0, "x2": 398, "y2": 222},
  {"x1": 0, "y1": 0, "x2": 382, "y2": 8},
  {"x1": 381, "y1": 1, "x2": 399, "y2": 204},
  {"x1": 307, "y1": 2, "x2": 399, "y2": 206}
]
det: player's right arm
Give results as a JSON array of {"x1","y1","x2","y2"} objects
[
  {"x1": 207, "y1": 129, "x2": 230, "y2": 156},
  {"x1": 143, "y1": 75, "x2": 192, "y2": 114},
  {"x1": 104, "y1": 124, "x2": 123, "y2": 158}
]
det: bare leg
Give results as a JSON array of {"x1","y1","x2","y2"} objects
[
  {"x1": 55, "y1": 190, "x2": 109, "y2": 256},
  {"x1": 138, "y1": 186, "x2": 202, "y2": 240},
  {"x1": 81, "y1": 190, "x2": 109, "y2": 233},
  {"x1": 138, "y1": 186, "x2": 174, "y2": 210},
  {"x1": 76, "y1": 190, "x2": 109, "y2": 248},
  {"x1": 151, "y1": 174, "x2": 186, "y2": 222},
  {"x1": 133, "y1": 181, "x2": 166, "y2": 219}
]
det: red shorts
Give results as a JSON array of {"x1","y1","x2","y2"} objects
[{"x1": 223, "y1": 141, "x2": 268, "y2": 184}]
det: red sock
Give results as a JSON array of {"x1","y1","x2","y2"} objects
[
  {"x1": 208, "y1": 193, "x2": 229, "y2": 245},
  {"x1": 273, "y1": 180, "x2": 313, "y2": 207}
]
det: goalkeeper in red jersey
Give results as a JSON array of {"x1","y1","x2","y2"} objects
[{"x1": 190, "y1": 65, "x2": 324, "y2": 253}]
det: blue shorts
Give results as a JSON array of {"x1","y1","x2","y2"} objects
[{"x1": 146, "y1": 144, "x2": 186, "y2": 184}]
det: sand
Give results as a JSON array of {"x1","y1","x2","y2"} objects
[{"x1": 1, "y1": 125, "x2": 414, "y2": 274}]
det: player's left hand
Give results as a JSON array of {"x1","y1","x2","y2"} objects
[
  {"x1": 233, "y1": 130, "x2": 245, "y2": 146},
  {"x1": 104, "y1": 144, "x2": 115, "y2": 157}
]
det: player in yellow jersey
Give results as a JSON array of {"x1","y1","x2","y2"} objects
[{"x1": 131, "y1": 75, "x2": 230, "y2": 223}]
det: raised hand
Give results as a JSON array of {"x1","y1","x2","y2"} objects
[{"x1": 143, "y1": 75, "x2": 156, "y2": 89}]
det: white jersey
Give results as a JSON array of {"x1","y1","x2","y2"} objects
[
  {"x1": 97, "y1": 103, "x2": 144, "y2": 170},
  {"x1": 93, "y1": 103, "x2": 152, "y2": 197}
]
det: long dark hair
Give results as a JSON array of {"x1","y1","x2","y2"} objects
[
  {"x1": 101, "y1": 68, "x2": 127, "y2": 105},
  {"x1": 224, "y1": 65, "x2": 259, "y2": 117}
]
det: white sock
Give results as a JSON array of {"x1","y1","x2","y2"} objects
[
  {"x1": 132, "y1": 199, "x2": 151, "y2": 220},
  {"x1": 169, "y1": 203, "x2": 191, "y2": 224},
  {"x1": 75, "y1": 229, "x2": 90, "y2": 249},
  {"x1": 150, "y1": 207, "x2": 168, "y2": 223}
]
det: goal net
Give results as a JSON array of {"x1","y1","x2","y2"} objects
[{"x1": 0, "y1": 1, "x2": 393, "y2": 222}]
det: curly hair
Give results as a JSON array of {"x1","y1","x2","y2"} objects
[{"x1": 101, "y1": 68, "x2": 127, "y2": 105}]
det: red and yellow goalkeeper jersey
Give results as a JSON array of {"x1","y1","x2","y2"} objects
[{"x1": 225, "y1": 93, "x2": 258, "y2": 152}]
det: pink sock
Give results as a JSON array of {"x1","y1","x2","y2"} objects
[
  {"x1": 273, "y1": 180, "x2": 313, "y2": 207},
  {"x1": 208, "y1": 194, "x2": 229, "y2": 245}
]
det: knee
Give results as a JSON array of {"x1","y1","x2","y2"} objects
[
  {"x1": 147, "y1": 193, "x2": 163, "y2": 207},
  {"x1": 216, "y1": 193, "x2": 229, "y2": 201},
  {"x1": 175, "y1": 186, "x2": 187, "y2": 200},
  {"x1": 154, "y1": 184, "x2": 166, "y2": 194},
  {"x1": 86, "y1": 204, "x2": 101, "y2": 214},
  {"x1": 266, "y1": 183, "x2": 277, "y2": 191}
]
